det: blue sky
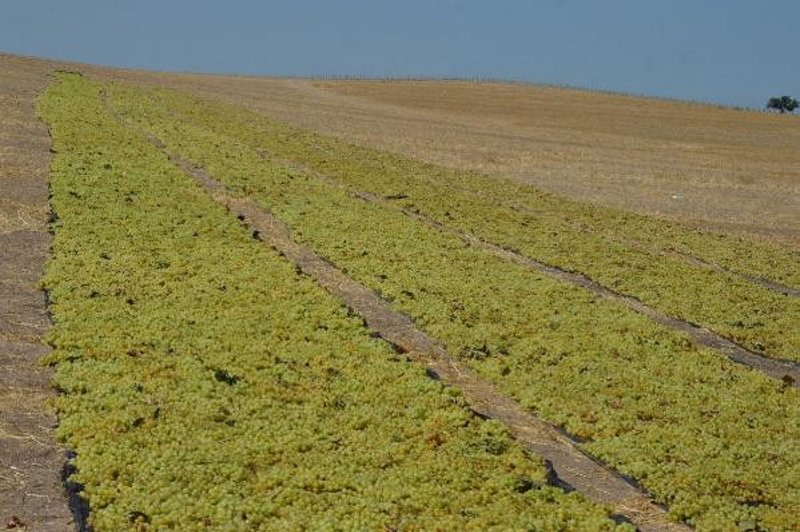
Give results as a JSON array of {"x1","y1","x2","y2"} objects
[{"x1": 2, "y1": 1, "x2": 797, "y2": 108}]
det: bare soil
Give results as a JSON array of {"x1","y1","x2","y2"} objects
[{"x1": 0, "y1": 53, "x2": 73, "y2": 530}]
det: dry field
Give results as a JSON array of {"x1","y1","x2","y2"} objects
[
  {"x1": 314, "y1": 80, "x2": 800, "y2": 246},
  {"x1": 83, "y1": 71, "x2": 800, "y2": 248}
]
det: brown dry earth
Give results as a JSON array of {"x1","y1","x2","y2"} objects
[
  {"x1": 83, "y1": 70, "x2": 800, "y2": 248},
  {"x1": 0, "y1": 54, "x2": 73, "y2": 530}
]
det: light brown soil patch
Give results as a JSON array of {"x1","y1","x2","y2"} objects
[{"x1": 0, "y1": 53, "x2": 73, "y2": 530}]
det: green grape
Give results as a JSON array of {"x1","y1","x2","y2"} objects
[
  {"x1": 39, "y1": 73, "x2": 626, "y2": 531},
  {"x1": 103, "y1": 79, "x2": 800, "y2": 530}
]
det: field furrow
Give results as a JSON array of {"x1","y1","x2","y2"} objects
[
  {"x1": 504, "y1": 201, "x2": 800, "y2": 299},
  {"x1": 106, "y1": 81, "x2": 800, "y2": 530},
  {"x1": 220, "y1": 151, "x2": 800, "y2": 386},
  {"x1": 364, "y1": 188, "x2": 800, "y2": 385}
]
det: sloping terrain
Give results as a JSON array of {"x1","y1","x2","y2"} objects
[
  {"x1": 313, "y1": 80, "x2": 800, "y2": 247},
  {"x1": 40, "y1": 73, "x2": 634, "y2": 531},
  {"x1": 103, "y1": 77, "x2": 799, "y2": 530},
  {"x1": 0, "y1": 52, "x2": 798, "y2": 531},
  {"x1": 81, "y1": 71, "x2": 800, "y2": 248}
]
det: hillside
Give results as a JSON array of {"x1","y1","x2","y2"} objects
[
  {"x1": 1, "y1": 52, "x2": 799, "y2": 530},
  {"x1": 84, "y1": 70, "x2": 800, "y2": 248}
]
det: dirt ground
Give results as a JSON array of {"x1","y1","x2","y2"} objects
[
  {"x1": 90, "y1": 71, "x2": 799, "y2": 248},
  {"x1": 0, "y1": 53, "x2": 73, "y2": 530}
]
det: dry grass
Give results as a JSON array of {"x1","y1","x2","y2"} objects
[
  {"x1": 0, "y1": 54, "x2": 56, "y2": 235},
  {"x1": 85, "y1": 70, "x2": 800, "y2": 248},
  {"x1": 314, "y1": 81, "x2": 799, "y2": 245}
]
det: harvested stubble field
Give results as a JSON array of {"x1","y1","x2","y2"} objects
[{"x1": 1, "y1": 52, "x2": 799, "y2": 531}]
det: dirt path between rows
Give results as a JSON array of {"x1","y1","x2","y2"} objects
[
  {"x1": 126, "y1": 118, "x2": 688, "y2": 531},
  {"x1": 0, "y1": 55, "x2": 73, "y2": 530},
  {"x1": 665, "y1": 250, "x2": 800, "y2": 298},
  {"x1": 298, "y1": 158, "x2": 800, "y2": 299},
  {"x1": 255, "y1": 153, "x2": 800, "y2": 387},
  {"x1": 503, "y1": 202, "x2": 800, "y2": 299},
  {"x1": 383, "y1": 199, "x2": 800, "y2": 386}
]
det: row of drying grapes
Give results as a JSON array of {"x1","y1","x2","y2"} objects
[
  {"x1": 107, "y1": 81, "x2": 800, "y2": 530},
  {"x1": 40, "y1": 73, "x2": 626, "y2": 530},
  {"x1": 133, "y1": 87, "x2": 800, "y2": 363}
]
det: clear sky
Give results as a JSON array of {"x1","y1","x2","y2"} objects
[{"x1": 2, "y1": 1, "x2": 797, "y2": 109}]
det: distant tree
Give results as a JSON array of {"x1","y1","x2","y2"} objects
[{"x1": 766, "y1": 95, "x2": 799, "y2": 113}]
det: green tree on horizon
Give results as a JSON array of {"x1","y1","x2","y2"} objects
[{"x1": 766, "y1": 95, "x2": 799, "y2": 113}]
